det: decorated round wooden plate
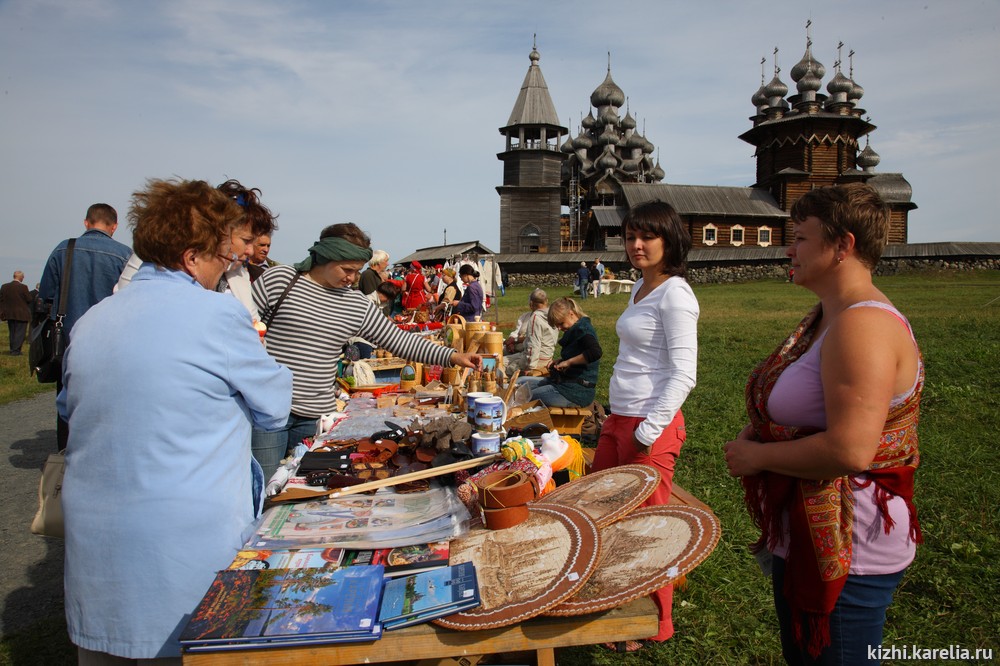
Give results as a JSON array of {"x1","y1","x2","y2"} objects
[
  {"x1": 544, "y1": 504, "x2": 722, "y2": 617},
  {"x1": 534, "y1": 464, "x2": 661, "y2": 528},
  {"x1": 433, "y1": 504, "x2": 601, "y2": 631}
]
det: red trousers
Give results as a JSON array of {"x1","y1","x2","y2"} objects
[{"x1": 592, "y1": 410, "x2": 686, "y2": 641}]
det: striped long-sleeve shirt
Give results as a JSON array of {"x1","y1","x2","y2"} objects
[{"x1": 252, "y1": 265, "x2": 454, "y2": 417}]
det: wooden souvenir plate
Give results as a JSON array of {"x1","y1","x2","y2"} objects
[
  {"x1": 433, "y1": 504, "x2": 601, "y2": 631},
  {"x1": 535, "y1": 464, "x2": 661, "y2": 528},
  {"x1": 544, "y1": 504, "x2": 722, "y2": 616}
]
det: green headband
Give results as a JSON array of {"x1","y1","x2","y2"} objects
[{"x1": 294, "y1": 237, "x2": 374, "y2": 271}]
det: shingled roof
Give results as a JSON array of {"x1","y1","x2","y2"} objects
[{"x1": 621, "y1": 183, "x2": 788, "y2": 219}]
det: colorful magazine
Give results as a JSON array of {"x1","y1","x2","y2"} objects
[
  {"x1": 227, "y1": 547, "x2": 344, "y2": 571},
  {"x1": 251, "y1": 486, "x2": 470, "y2": 550},
  {"x1": 179, "y1": 565, "x2": 384, "y2": 651},
  {"x1": 344, "y1": 541, "x2": 450, "y2": 577},
  {"x1": 378, "y1": 562, "x2": 480, "y2": 630}
]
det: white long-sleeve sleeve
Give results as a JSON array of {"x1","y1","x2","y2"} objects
[{"x1": 608, "y1": 276, "x2": 699, "y2": 446}]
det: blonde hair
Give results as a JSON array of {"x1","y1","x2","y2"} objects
[{"x1": 547, "y1": 297, "x2": 585, "y2": 328}]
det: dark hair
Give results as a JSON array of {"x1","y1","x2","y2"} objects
[
  {"x1": 320, "y1": 222, "x2": 371, "y2": 249},
  {"x1": 130, "y1": 179, "x2": 241, "y2": 268},
  {"x1": 621, "y1": 201, "x2": 691, "y2": 277},
  {"x1": 459, "y1": 264, "x2": 479, "y2": 279},
  {"x1": 375, "y1": 280, "x2": 401, "y2": 300},
  {"x1": 215, "y1": 179, "x2": 278, "y2": 237},
  {"x1": 790, "y1": 183, "x2": 890, "y2": 270},
  {"x1": 86, "y1": 203, "x2": 118, "y2": 227}
]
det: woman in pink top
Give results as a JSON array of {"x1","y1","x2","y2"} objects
[{"x1": 724, "y1": 183, "x2": 923, "y2": 665}]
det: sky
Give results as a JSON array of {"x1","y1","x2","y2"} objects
[{"x1": 2, "y1": 0, "x2": 998, "y2": 286}]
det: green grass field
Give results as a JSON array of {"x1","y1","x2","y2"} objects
[
  {"x1": 2, "y1": 271, "x2": 997, "y2": 664},
  {"x1": 496, "y1": 271, "x2": 1000, "y2": 664}
]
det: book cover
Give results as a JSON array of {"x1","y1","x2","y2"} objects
[
  {"x1": 377, "y1": 541, "x2": 450, "y2": 577},
  {"x1": 179, "y1": 565, "x2": 384, "y2": 649},
  {"x1": 377, "y1": 562, "x2": 480, "y2": 630},
  {"x1": 344, "y1": 541, "x2": 449, "y2": 577},
  {"x1": 227, "y1": 547, "x2": 344, "y2": 571},
  {"x1": 342, "y1": 549, "x2": 376, "y2": 567}
]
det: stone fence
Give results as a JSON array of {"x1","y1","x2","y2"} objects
[{"x1": 501, "y1": 243, "x2": 1000, "y2": 287}]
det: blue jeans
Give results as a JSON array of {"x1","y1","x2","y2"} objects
[
  {"x1": 772, "y1": 556, "x2": 906, "y2": 665},
  {"x1": 516, "y1": 376, "x2": 577, "y2": 407},
  {"x1": 251, "y1": 413, "x2": 317, "y2": 480}
]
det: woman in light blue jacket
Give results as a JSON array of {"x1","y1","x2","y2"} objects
[{"x1": 60, "y1": 179, "x2": 292, "y2": 660}]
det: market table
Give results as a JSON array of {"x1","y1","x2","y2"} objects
[
  {"x1": 181, "y1": 596, "x2": 657, "y2": 665},
  {"x1": 603, "y1": 279, "x2": 635, "y2": 294}
]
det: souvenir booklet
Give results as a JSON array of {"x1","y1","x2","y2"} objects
[
  {"x1": 179, "y1": 565, "x2": 384, "y2": 651},
  {"x1": 226, "y1": 547, "x2": 344, "y2": 571},
  {"x1": 344, "y1": 541, "x2": 450, "y2": 577},
  {"x1": 378, "y1": 562, "x2": 480, "y2": 630}
]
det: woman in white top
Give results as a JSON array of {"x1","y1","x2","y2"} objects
[{"x1": 591, "y1": 201, "x2": 699, "y2": 650}]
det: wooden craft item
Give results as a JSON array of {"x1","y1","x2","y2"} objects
[
  {"x1": 482, "y1": 331, "x2": 504, "y2": 355},
  {"x1": 535, "y1": 464, "x2": 661, "y2": 528},
  {"x1": 446, "y1": 324, "x2": 464, "y2": 349},
  {"x1": 267, "y1": 453, "x2": 502, "y2": 504},
  {"x1": 502, "y1": 369, "x2": 520, "y2": 405},
  {"x1": 464, "y1": 322, "x2": 490, "y2": 347},
  {"x1": 434, "y1": 504, "x2": 601, "y2": 631},
  {"x1": 544, "y1": 504, "x2": 722, "y2": 616}
]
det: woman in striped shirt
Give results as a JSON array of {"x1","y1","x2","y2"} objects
[{"x1": 251, "y1": 223, "x2": 481, "y2": 477}]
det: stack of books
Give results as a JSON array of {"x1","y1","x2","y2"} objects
[
  {"x1": 179, "y1": 566, "x2": 384, "y2": 651},
  {"x1": 179, "y1": 557, "x2": 481, "y2": 652}
]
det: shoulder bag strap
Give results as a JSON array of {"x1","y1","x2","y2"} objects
[
  {"x1": 260, "y1": 271, "x2": 303, "y2": 332},
  {"x1": 56, "y1": 239, "x2": 76, "y2": 319}
]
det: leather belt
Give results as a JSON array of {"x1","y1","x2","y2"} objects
[
  {"x1": 482, "y1": 504, "x2": 530, "y2": 530},
  {"x1": 475, "y1": 471, "x2": 539, "y2": 509}
]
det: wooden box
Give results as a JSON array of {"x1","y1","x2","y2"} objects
[
  {"x1": 502, "y1": 400, "x2": 554, "y2": 431},
  {"x1": 546, "y1": 406, "x2": 589, "y2": 436}
]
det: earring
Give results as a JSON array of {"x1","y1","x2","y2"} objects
[{"x1": 836, "y1": 255, "x2": 844, "y2": 264}]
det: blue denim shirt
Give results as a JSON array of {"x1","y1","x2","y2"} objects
[{"x1": 38, "y1": 228, "x2": 132, "y2": 339}]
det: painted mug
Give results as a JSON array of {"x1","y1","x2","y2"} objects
[
  {"x1": 473, "y1": 395, "x2": 508, "y2": 433},
  {"x1": 465, "y1": 392, "x2": 493, "y2": 422},
  {"x1": 470, "y1": 431, "x2": 502, "y2": 456}
]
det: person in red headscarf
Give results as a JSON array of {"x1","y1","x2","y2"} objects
[{"x1": 402, "y1": 261, "x2": 429, "y2": 310}]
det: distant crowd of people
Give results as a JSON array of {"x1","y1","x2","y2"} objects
[{"x1": 26, "y1": 180, "x2": 922, "y2": 665}]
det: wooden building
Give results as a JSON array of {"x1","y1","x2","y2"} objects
[
  {"x1": 497, "y1": 27, "x2": 915, "y2": 256},
  {"x1": 496, "y1": 44, "x2": 567, "y2": 255}
]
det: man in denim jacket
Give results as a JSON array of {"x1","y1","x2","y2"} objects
[{"x1": 39, "y1": 203, "x2": 131, "y2": 449}]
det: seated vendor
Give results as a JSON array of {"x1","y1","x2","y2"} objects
[
  {"x1": 503, "y1": 288, "x2": 557, "y2": 378},
  {"x1": 515, "y1": 297, "x2": 601, "y2": 408},
  {"x1": 251, "y1": 223, "x2": 482, "y2": 478}
]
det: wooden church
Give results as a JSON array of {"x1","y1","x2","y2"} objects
[{"x1": 497, "y1": 27, "x2": 915, "y2": 255}]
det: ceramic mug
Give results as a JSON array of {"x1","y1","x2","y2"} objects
[
  {"x1": 473, "y1": 395, "x2": 508, "y2": 433},
  {"x1": 465, "y1": 392, "x2": 493, "y2": 422},
  {"x1": 470, "y1": 431, "x2": 502, "y2": 456}
]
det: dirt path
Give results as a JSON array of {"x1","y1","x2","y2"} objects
[{"x1": 0, "y1": 391, "x2": 66, "y2": 638}]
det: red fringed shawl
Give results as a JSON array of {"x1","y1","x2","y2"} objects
[{"x1": 742, "y1": 305, "x2": 923, "y2": 657}]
